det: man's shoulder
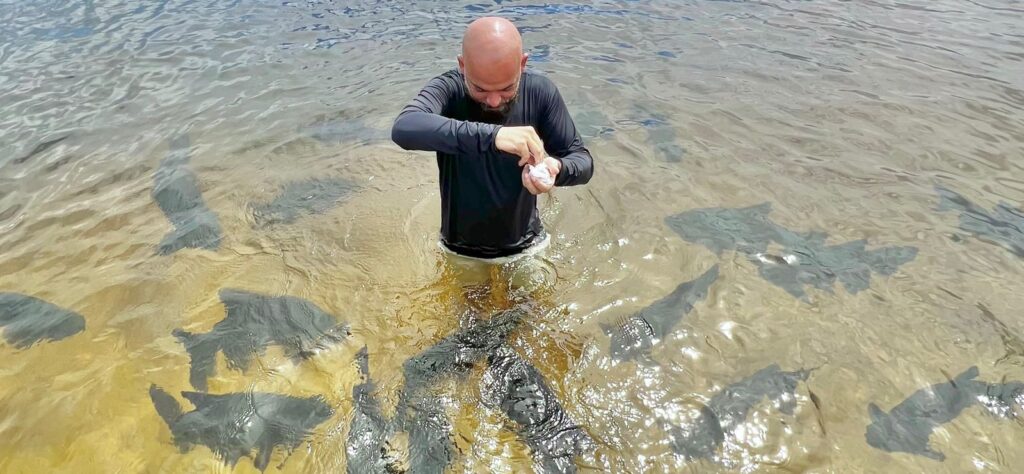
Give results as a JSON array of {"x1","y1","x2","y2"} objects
[
  {"x1": 523, "y1": 70, "x2": 562, "y2": 103},
  {"x1": 434, "y1": 68, "x2": 463, "y2": 83},
  {"x1": 523, "y1": 69, "x2": 557, "y2": 90},
  {"x1": 423, "y1": 69, "x2": 465, "y2": 90}
]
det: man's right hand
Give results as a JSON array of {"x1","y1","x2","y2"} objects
[{"x1": 495, "y1": 126, "x2": 545, "y2": 166}]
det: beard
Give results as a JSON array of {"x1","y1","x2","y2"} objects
[
  {"x1": 478, "y1": 92, "x2": 518, "y2": 122},
  {"x1": 465, "y1": 75, "x2": 520, "y2": 122}
]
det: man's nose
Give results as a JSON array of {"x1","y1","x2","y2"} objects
[{"x1": 486, "y1": 94, "x2": 502, "y2": 107}]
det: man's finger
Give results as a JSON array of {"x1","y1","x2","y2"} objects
[
  {"x1": 517, "y1": 143, "x2": 531, "y2": 166},
  {"x1": 522, "y1": 167, "x2": 539, "y2": 195},
  {"x1": 526, "y1": 138, "x2": 545, "y2": 165}
]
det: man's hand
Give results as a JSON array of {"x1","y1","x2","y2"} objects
[
  {"x1": 496, "y1": 126, "x2": 546, "y2": 166},
  {"x1": 522, "y1": 157, "x2": 561, "y2": 195}
]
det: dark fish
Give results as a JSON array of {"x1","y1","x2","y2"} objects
[
  {"x1": 646, "y1": 124, "x2": 685, "y2": 163},
  {"x1": 401, "y1": 306, "x2": 528, "y2": 390},
  {"x1": 393, "y1": 306, "x2": 529, "y2": 473},
  {"x1": 0, "y1": 292, "x2": 85, "y2": 348},
  {"x1": 149, "y1": 385, "x2": 333, "y2": 471},
  {"x1": 301, "y1": 116, "x2": 388, "y2": 145},
  {"x1": 666, "y1": 364, "x2": 814, "y2": 460},
  {"x1": 866, "y1": 366, "x2": 1024, "y2": 460},
  {"x1": 346, "y1": 347, "x2": 402, "y2": 474},
  {"x1": 665, "y1": 203, "x2": 917, "y2": 299},
  {"x1": 251, "y1": 178, "x2": 355, "y2": 226},
  {"x1": 757, "y1": 238, "x2": 918, "y2": 299},
  {"x1": 571, "y1": 109, "x2": 616, "y2": 139},
  {"x1": 665, "y1": 202, "x2": 785, "y2": 255},
  {"x1": 936, "y1": 185, "x2": 1024, "y2": 258},
  {"x1": 174, "y1": 289, "x2": 349, "y2": 391},
  {"x1": 482, "y1": 346, "x2": 595, "y2": 473},
  {"x1": 152, "y1": 134, "x2": 222, "y2": 255},
  {"x1": 12, "y1": 135, "x2": 69, "y2": 165},
  {"x1": 602, "y1": 265, "x2": 719, "y2": 362},
  {"x1": 976, "y1": 303, "x2": 1024, "y2": 366}
]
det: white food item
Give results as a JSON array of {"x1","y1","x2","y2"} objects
[{"x1": 527, "y1": 164, "x2": 554, "y2": 187}]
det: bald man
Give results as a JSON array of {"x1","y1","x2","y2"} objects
[{"x1": 392, "y1": 17, "x2": 594, "y2": 283}]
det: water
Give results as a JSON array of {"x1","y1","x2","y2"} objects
[{"x1": 2, "y1": 0, "x2": 1023, "y2": 472}]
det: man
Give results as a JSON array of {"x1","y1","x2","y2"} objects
[{"x1": 392, "y1": 16, "x2": 594, "y2": 296}]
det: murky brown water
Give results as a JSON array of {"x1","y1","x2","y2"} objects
[{"x1": 2, "y1": 0, "x2": 1024, "y2": 472}]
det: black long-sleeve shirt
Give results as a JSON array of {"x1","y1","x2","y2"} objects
[{"x1": 392, "y1": 69, "x2": 594, "y2": 259}]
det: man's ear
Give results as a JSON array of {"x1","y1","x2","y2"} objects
[
  {"x1": 521, "y1": 53, "x2": 529, "y2": 68},
  {"x1": 457, "y1": 54, "x2": 465, "y2": 73}
]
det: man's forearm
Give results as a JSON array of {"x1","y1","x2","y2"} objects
[
  {"x1": 555, "y1": 149, "x2": 594, "y2": 187},
  {"x1": 392, "y1": 110, "x2": 501, "y2": 156}
]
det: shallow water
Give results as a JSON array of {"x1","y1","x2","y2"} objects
[{"x1": 2, "y1": 0, "x2": 1024, "y2": 472}]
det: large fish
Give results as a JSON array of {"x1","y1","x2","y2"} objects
[
  {"x1": 152, "y1": 134, "x2": 222, "y2": 255},
  {"x1": 665, "y1": 203, "x2": 917, "y2": 299},
  {"x1": 482, "y1": 346, "x2": 595, "y2": 473},
  {"x1": 174, "y1": 289, "x2": 349, "y2": 391},
  {"x1": 666, "y1": 364, "x2": 815, "y2": 460},
  {"x1": 936, "y1": 185, "x2": 1024, "y2": 258},
  {"x1": 602, "y1": 265, "x2": 719, "y2": 363},
  {"x1": 0, "y1": 292, "x2": 85, "y2": 348},
  {"x1": 346, "y1": 346, "x2": 402, "y2": 474},
  {"x1": 250, "y1": 177, "x2": 356, "y2": 226},
  {"x1": 866, "y1": 366, "x2": 1024, "y2": 460},
  {"x1": 149, "y1": 385, "x2": 333, "y2": 471}
]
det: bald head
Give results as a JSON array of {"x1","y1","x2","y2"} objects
[
  {"x1": 462, "y1": 17, "x2": 522, "y2": 65},
  {"x1": 459, "y1": 17, "x2": 528, "y2": 113}
]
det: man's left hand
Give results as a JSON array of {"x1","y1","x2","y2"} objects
[{"x1": 522, "y1": 157, "x2": 561, "y2": 195}]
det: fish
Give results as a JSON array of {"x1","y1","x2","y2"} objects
[
  {"x1": 152, "y1": 134, "x2": 222, "y2": 255},
  {"x1": 392, "y1": 306, "x2": 530, "y2": 473},
  {"x1": 342, "y1": 304, "x2": 587, "y2": 473},
  {"x1": 174, "y1": 289, "x2": 349, "y2": 391},
  {"x1": 865, "y1": 366, "x2": 1024, "y2": 460},
  {"x1": 757, "y1": 238, "x2": 918, "y2": 299},
  {"x1": 12, "y1": 135, "x2": 69, "y2": 165},
  {"x1": 666, "y1": 364, "x2": 814, "y2": 460},
  {"x1": 149, "y1": 385, "x2": 333, "y2": 471},
  {"x1": 251, "y1": 177, "x2": 356, "y2": 226},
  {"x1": 300, "y1": 115, "x2": 388, "y2": 145},
  {"x1": 482, "y1": 346, "x2": 595, "y2": 473},
  {"x1": 346, "y1": 346, "x2": 402, "y2": 474},
  {"x1": 664, "y1": 202, "x2": 786, "y2": 256},
  {"x1": 400, "y1": 306, "x2": 529, "y2": 390},
  {"x1": 666, "y1": 203, "x2": 917, "y2": 299},
  {"x1": 602, "y1": 265, "x2": 719, "y2": 363},
  {"x1": 0, "y1": 292, "x2": 85, "y2": 348},
  {"x1": 936, "y1": 185, "x2": 1024, "y2": 258}
]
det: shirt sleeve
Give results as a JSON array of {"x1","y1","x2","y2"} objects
[
  {"x1": 391, "y1": 73, "x2": 502, "y2": 156},
  {"x1": 537, "y1": 78, "x2": 595, "y2": 187}
]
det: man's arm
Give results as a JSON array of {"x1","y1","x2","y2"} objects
[
  {"x1": 391, "y1": 73, "x2": 501, "y2": 156},
  {"x1": 538, "y1": 80, "x2": 594, "y2": 187}
]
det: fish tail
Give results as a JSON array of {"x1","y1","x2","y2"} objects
[
  {"x1": 149, "y1": 384, "x2": 182, "y2": 426},
  {"x1": 174, "y1": 329, "x2": 213, "y2": 391}
]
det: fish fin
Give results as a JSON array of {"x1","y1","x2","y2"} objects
[
  {"x1": 809, "y1": 390, "x2": 827, "y2": 435},
  {"x1": 956, "y1": 366, "x2": 980, "y2": 382},
  {"x1": 181, "y1": 391, "x2": 213, "y2": 407},
  {"x1": 254, "y1": 438, "x2": 274, "y2": 471},
  {"x1": 922, "y1": 446, "x2": 946, "y2": 461},
  {"x1": 172, "y1": 328, "x2": 193, "y2": 345},
  {"x1": 174, "y1": 330, "x2": 215, "y2": 391},
  {"x1": 868, "y1": 403, "x2": 887, "y2": 422},
  {"x1": 149, "y1": 384, "x2": 182, "y2": 426}
]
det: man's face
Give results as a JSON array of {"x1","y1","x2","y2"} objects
[
  {"x1": 464, "y1": 72, "x2": 520, "y2": 116},
  {"x1": 459, "y1": 53, "x2": 528, "y2": 117}
]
